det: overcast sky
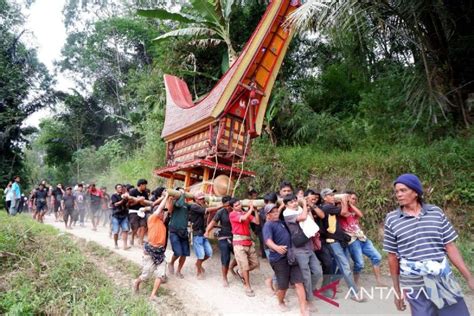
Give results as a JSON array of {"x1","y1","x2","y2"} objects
[{"x1": 23, "y1": 0, "x2": 73, "y2": 127}]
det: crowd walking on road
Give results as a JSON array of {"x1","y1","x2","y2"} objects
[{"x1": 2, "y1": 174, "x2": 473, "y2": 316}]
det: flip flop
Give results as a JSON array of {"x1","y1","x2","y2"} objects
[{"x1": 245, "y1": 288, "x2": 255, "y2": 297}]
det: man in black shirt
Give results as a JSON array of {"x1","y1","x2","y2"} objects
[
  {"x1": 128, "y1": 179, "x2": 152, "y2": 246},
  {"x1": 111, "y1": 184, "x2": 131, "y2": 250},
  {"x1": 52, "y1": 184, "x2": 64, "y2": 222},
  {"x1": 205, "y1": 195, "x2": 237, "y2": 287},
  {"x1": 62, "y1": 187, "x2": 76, "y2": 229},
  {"x1": 190, "y1": 191, "x2": 221, "y2": 279},
  {"x1": 320, "y1": 188, "x2": 364, "y2": 302},
  {"x1": 33, "y1": 183, "x2": 48, "y2": 223}
]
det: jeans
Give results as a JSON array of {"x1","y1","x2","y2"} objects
[
  {"x1": 193, "y1": 235, "x2": 213, "y2": 259},
  {"x1": 169, "y1": 232, "x2": 190, "y2": 257},
  {"x1": 348, "y1": 239, "x2": 382, "y2": 273},
  {"x1": 295, "y1": 250, "x2": 322, "y2": 301},
  {"x1": 112, "y1": 216, "x2": 130, "y2": 234},
  {"x1": 329, "y1": 242, "x2": 358, "y2": 295},
  {"x1": 9, "y1": 199, "x2": 19, "y2": 216}
]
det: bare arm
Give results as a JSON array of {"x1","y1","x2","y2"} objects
[
  {"x1": 204, "y1": 219, "x2": 217, "y2": 238},
  {"x1": 349, "y1": 203, "x2": 364, "y2": 218},
  {"x1": 247, "y1": 202, "x2": 259, "y2": 225},
  {"x1": 296, "y1": 199, "x2": 308, "y2": 222},
  {"x1": 388, "y1": 253, "x2": 406, "y2": 311},
  {"x1": 446, "y1": 242, "x2": 474, "y2": 290},
  {"x1": 166, "y1": 198, "x2": 175, "y2": 214},
  {"x1": 153, "y1": 192, "x2": 169, "y2": 215},
  {"x1": 313, "y1": 206, "x2": 325, "y2": 219},
  {"x1": 206, "y1": 205, "x2": 222, "y2": 214},
  {"x1": 265, "y1": 238, "x2": 287, "y2": 255},
  {"x1": 340, "y1": 197, "x2": 350, "y2": 216}
]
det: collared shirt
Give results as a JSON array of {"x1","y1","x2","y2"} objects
[{"x1": 383, "y1": 203, "x2": 458, "y2": 288}]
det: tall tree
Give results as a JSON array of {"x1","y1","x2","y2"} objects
[
  {"x1": 0, "y1": 0, "x2": 55, "y2": 186},
  {"x1": 287, "y1": 0, "x2": 474, "y2": 128}
]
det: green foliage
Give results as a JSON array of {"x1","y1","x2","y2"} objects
[
  {"x1": 0, "y1": 0, "x2": 55, "y2": 187},
  {"x1": 0, "y1": 213, "x2": 154, "y2": 315}
]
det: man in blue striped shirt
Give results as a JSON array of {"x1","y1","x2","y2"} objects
[{"x1": 383, "y1": 173, "x2": 473, "y2": 316}]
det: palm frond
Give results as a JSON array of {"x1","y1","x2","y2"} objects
[
  {"x1": 153, "y1": 27, "x2": 217, "y2": 42},
  {"x1": 136, "y1": 9, "x2": 203, "y2": 24},
  {"x1": 189, "y1": 38, "x2": 223, "y2": 47},
  {"x1": 285, "y1": 0, "x2": 330, "y2": 31}
]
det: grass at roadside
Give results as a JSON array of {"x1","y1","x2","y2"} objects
[{"x1": 0, "y1": 212, "x2": 155, "y2": 315}]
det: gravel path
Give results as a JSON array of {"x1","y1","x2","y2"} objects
[{"x1": 43, "y1": 214, "x2": 472, "y2": 315}]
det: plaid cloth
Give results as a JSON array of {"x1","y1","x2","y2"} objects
[
  {"x1": 144, "y1": 242, "x2": 166, "y2": 265},
  {"x1": 400, "y1": 257, "x2": 463, "y2": 309}
]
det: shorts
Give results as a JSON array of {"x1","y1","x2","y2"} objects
[
  {"x1": 112, "y1": 216, "x2": 129, "y2": 234},
  {"x1": 54, "y1": 201, "x2": 61, "y2": 213},
  {"x1": 233, "y1": 244, "x2": 259, "y2": 271},
  {"x1": 64, "y1": 208, "x2": 74, "y2": 221},
  {"x1": 169, "y1": 231, "x2": 190, "y2": 257},
  {"x1": 140, "y1": 254, "x2": 167, "y2": 281},
  {"x1": 218, "y1": 238, "x2": 233, "y2": 267},
  {"x1": 271, "y1": 257, "x2": 304, "y2": 290},
  {"x1": 192, "y1": 235, "x2": 213, "y2": 259},
  {"x1": 36, "y1": 202, "x2": 47, "y2": 213},
  {"x1": 90, "y1": 203, "x2": 101, "y2": 218},
  {"x1": 129, "y1": 213, "x2": 147, "y2": 230}
]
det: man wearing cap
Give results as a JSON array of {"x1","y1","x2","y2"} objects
[
  {"x1": 282, "y1": 193, "x2": 322, "y2": 309},
  {"x1": 263, "y1": 203, "x2": 308, "y2": 315},
  {"x1": 320, "y1": 188, "x2": 365, "y2": 302},
  {"x1": 384, "y1": 173, "x2": 473, "y2": 315},
  {"x1": 189, "y1": 192, "x2": 221, "y2": 279}
]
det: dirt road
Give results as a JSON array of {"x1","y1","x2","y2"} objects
[{"x1": 43, "y1": 215, "x2": 472, "y2": 315}]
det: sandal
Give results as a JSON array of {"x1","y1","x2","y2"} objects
[{"x1": 245, "y1": 288, "x2": 255, "y2": 297}]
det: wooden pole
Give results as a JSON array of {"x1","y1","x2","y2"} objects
[
  {"x1": 184, "y1": 171, "x2": 191, "y2": 191},
  {"x1": 202, "y1": 167, "x2": 210, "y2": 194},
  {"x1": 165, "y1": 189, "x2": 268, "y2": 208},
  {"x1": 167, "y1": 175, "x2": 175, "y2": 189}
]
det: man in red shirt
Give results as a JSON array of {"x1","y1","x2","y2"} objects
[
  {"x1": 229, "y1": 198, "x2": 260, "y2": 297},
  {"x1": 339, "y1": 190, "x2": 385, "y2": 287}
]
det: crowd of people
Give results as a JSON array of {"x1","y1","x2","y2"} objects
[{"x1": 2, "y1": 174, "x2": 473, "y2": 316}]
